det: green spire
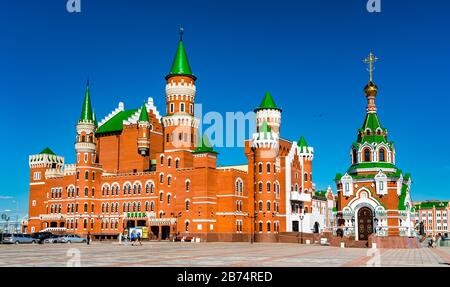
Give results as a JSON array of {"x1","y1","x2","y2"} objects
[
  {"x1": 168, "y1": 37, "x2": 193, "y2": 76},
  {"x1": 193, "y1": 134, "x2": 218, "y2": 154},
  {"x1": 39, "y1": 147, "x2": 56, "y2": 155},
  {"x1": 297, "y1": 136, "x2": 309, "y2": 152},
  {"x1": 356, "y1": 113, "x2": 388, "y2": 144},
  {"x1": 255, "y1": 91, "x2": 281, "y2": 112},
  {"x1": 79, "y1": 81, "x2": 94, "y2": 122},
  {"x1": 93, "y1": 110, "x2": 98, "y2": 127},
  {"x1": 138, "y1": 103, "x2": 149, "y2": 122}
]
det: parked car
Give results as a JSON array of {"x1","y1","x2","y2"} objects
[
  {"x1": 31, "y1": 232, "x2": 54, "y2": 244},
  {"x1": 57, "y1": 234, "x2": 86, "y2": 244},
  {"x1": 2, "y1": 233, "x2": 37, "y2": 244},
  {"x1": 43, "y1": 234, "x2": 60, "y2": 244}
]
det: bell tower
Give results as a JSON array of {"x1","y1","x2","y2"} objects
[{"x1": 162, "y1": 28, "x2": 199, "y2": 151}]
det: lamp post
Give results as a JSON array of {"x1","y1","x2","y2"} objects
[{"x1": 299, "y1": 213, "x2": 304, "y2": 244}]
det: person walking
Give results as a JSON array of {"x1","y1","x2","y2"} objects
[
  {"x1": 130, "y1": 230, "x2": 136, "y2": 246},
  {"x1": 118, "y1": 232, "x2": 122, "y2": 245},
  {"x1": 137, "y1": 231, "x2": 142, "y2": 246},
  {"x1": 86, "y1": 232, "x2": 91, "y2": 245}
]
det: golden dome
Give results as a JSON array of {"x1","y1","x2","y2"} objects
[{"x1": 364, "y1": 80, "x2": 378, "y2": 97}]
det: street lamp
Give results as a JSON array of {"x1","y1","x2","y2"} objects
[{"x1": 299, "y1": 213, "x2": 304, "y2": 244}]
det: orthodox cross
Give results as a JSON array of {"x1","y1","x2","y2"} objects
[{"x1": 363, "y1": 52, "x2": 379, "y2": 82}]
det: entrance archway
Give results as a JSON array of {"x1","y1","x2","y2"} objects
[
  {"x1": 313, "y1": 222, "x2": 320, "y2": 233},
  {"x1": 161, "y1": 226, "x2": 170, "y2": 240},
  {"x1": 357, "y1": 207, "x2": 373, "y2": 240}
]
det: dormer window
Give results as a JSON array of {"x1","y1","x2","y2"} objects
[
  {"x1": 379, "y1": 148, "x2": 386, "y2": 162},
  {"x1": 352, "y1": 149, "x2": 358, "y2": 164}
]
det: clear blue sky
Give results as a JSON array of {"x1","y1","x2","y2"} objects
[{"x1": 1, "y1": 0, "x2": 449, "y2": 217}]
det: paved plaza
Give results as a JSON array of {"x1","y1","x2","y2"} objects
[{"x1": 0, "y1": 242, "x2": 449, "y2": 267}]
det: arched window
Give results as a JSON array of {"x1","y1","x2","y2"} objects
[
  {"x1": 84, "y1": 187, "x2": 88, "y2": 197},
  {"x1": 160, "y1": 155, "x2": 164, "y2": 165},
  {"x1": 258, "y1": 182, "x2": 263, "y2": 192},
  {"x1": 175, "y1": 159, "x2": 180, "y2": 168},
  {"x1": 267, "y1": 201, "x2": 271, "y2": 211},
  {"x1": 379, "y1": 148, "x2": 386, "y2": 162},
  {"x1": 352, "y1": 149, "x2": 358, "y2": 164},
  {"x1": 304, "y1": 173, "x2": 308, "y2": 182},
  {"x1": 259, "y1": 201, "x2": 263, "y2": 212},
  {"x1": 185, "y1": 200, "x2": 190, "y2": 211},
  {"x1": 150, "y1": 201, "x2": 155, "y2": 211},
  {"x1": 137, "y1": 202, "x2": 141, "y2": 212},
  {"x1": 133, "y1": 185, "x2": 137, "y2": 194},
  {"x1": 186, "y1": 181, "x2": 190, "y2": 192},
  {"x1": 160, "y1": 174, "x2": 164, "y2": 183},
  {"x1": 185, "y1": 221, "x2": 190, "y2": 232},
  {"x1": 266, "y1": 182, "x2": 271, "y2": 192},
  {"x1": 167, "y1": 176, "x2": 171, "y2": 186},
  {"x1": 258, "y1": 163, "x2": 263, "y2": 173},
  {"x1": 168, "y1": 158, "x2": 172, "y2": 167},
  {"x1": 159, "y1": 192, "x2": 164, "y2": 202},
  {"x1": 364, "y1": 148, "x2": 371, "y2": 162},
  {"x1": 267, "y1": 222, "x2": 271, "y2": 232},
  {"x1": 83, "y1": 219, "x2": 87, "y2": 229},
  {"x1": 137, "y1": 184, "x2": 141, "y2": 194},
  {"x1": 267, "y1": 163, "x2": 271, "y2": 173},
  {"x1": 122, "y1": 202, "x2": 126, "y2": 212},
  {"x1": 133, "y1": 202, "x2": 137, "y2": 212},
  {"x1": 83, "y1": 203, "x2": 88, "y2": 212},
  {"x1": 259, "y1": 222, "x2": 263, "y2": 232},
  {"x1": 145, "y1": 201, "x2": 149, "y2": 211},
  {"x1": 167, "y1": 194, "x2": 171, "y2": 204}
]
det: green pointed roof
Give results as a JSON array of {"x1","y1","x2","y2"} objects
[
  {"x1": 96, "y1": 109, "x2": 138, "y2": 135},
  {"x1": 79, "y1": 82, "x2": 94, "y2": 122},
  {"x1": 138, "y1": 103, "x2": 149, "y2": 122},
  {"x1": 193, "y1": 135, "x2": 218, "y2": 154},
  {"x1": 297, "y1": 136, "x2": 311, "y2": 153},
  {"x1": 255, "y1": 91, "x2": 281, "y2": 112},
  {"x1": 168, "y1": 39, "x2": 193, "y2": 77},
  {"x1": 260, "y1": 121, "x2": 271, "y2": 133},
  {"x1": 39, "y1": 147, "x2": 56, "y2": 155},
  {"x1": 93, "y1": 110, "x2": 98, "y2": 127},
  {"x1": 356, "y1": 112, "x2": 389, "y2": 144}
]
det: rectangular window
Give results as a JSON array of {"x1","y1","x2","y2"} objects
[
  {"x1": 170, "y1": 103, "x2": 174, "y2": 113},
  {"x1": 33, "y1": 172, "x2": 41, "y2": 180}
]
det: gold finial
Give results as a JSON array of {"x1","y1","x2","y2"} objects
[{"x1": 363, "y1": 52, "x2": 379, "y2": 82}]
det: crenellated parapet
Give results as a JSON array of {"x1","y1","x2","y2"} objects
[{"x1": 29, "y1": 152, "x2": 64, "y2": 169}]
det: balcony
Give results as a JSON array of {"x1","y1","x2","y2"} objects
[
  {"x1": 74, "y1": 142, "x2": 96, "y2": 152},
  {"x1": 39, "y1": 214, "x2": 66, "y2": 221},
  {"x1": 290, "y1": 192, "x2": 311, "y2": 202}
]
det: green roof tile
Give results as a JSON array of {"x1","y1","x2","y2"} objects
[
  {"x1": 138, "y1": 103, "x2": 149, "y2": 122},
  {"x1": 39, "y1": 147, "x2": 56, "y2": 155},
  {"x1": 80, "y1": 82, "x2": 94, "y2": 122},
  {"x1": 297, "y1": 136, "x2": 309, "y2": 153},
  {"x1": 255, "y1": 91, "x2": 281, "y2": 111},
  {"x1": 168, "y1": 39, "x2": 193, "y2": 76},
  {"x1": 193, "y1": 135, "x2": 218, "y2": 154},
  {"x1": 96, "y1": 109, "x2": 138, "y2": 135}
]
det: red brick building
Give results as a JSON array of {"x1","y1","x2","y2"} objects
[
  {"x1": 28, "y1": 34, "x2": 334, "y2": 241},
  {"x1": 415, "y1": 200, "x2": 449, "y2": 237}
]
